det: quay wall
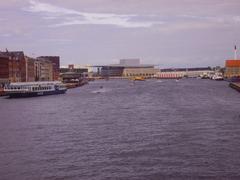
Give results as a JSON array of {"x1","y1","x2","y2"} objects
[{"x1": 229, "y1": 82, "x2": 240, "y2": 92}]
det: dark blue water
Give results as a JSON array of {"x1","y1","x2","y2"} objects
[{"x1": 0, "y1": 79, "x2": 240, "y2": 180}]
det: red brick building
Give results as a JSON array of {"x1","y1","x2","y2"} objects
[
  {"x1": 0, "y1": 50, "x2": 61, "y2": 83},
  {"x1": 1, "y1": 51, "x2": 26, "y2": 82},
  {"x1": 225, "y1": 60, "x2": 240, "y2": 78},
  {"x1": 38, "y1": 56, "x2": 60, "y2": 81},
  {"x1": 0, "y1": 54, "x2": 9, "y2": 84}
]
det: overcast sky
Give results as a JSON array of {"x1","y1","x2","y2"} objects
[{"x1": 0, "y1": 0, "x2": 240, "y2": 67}]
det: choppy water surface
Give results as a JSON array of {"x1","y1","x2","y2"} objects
[{"x1": 1, "y1": 79, "x2": 240, "y2": 180}]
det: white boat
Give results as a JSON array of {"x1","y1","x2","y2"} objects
[
  {"x1": 212, "y1": 75, "x2": 224, "y2": 81},
  {"x1": 4, "y1": 81, "x2": 67, "y2": 98}
]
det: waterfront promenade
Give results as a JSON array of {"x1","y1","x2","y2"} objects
[{"x1": 0, "y1": 79, "x2": 240, "y2": 180}]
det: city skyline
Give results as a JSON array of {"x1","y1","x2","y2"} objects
[{"x1": 0, "y1": 0, "x2": 240, "y2": 67}]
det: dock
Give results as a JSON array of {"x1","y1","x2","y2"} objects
[{"x1": 229, "y1": 82, "x2": 240, "y2": 92}]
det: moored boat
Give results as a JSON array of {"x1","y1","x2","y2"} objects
[
  {"x1": 4, "y1": 81, "x2": 67, "y2": 98},
  {"x1": 131, "y1": 76, "x2": 145, "y2": 81},
  {"x1": 212, "y1": 75, "x2": 224, "y2": 81}
]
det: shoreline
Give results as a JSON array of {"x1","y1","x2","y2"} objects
[{"x1": 229, "y1": 82, "x2": 240, "y2": 92}]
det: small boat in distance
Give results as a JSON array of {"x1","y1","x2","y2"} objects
[
  {"x1": 131, "y1": 76, "x2": 145, "y2": 81},
  {"x1": 4, "y1": 81, "x2": 67, "y2": 98},
  {"x1": 212, "y1": 75, "x2": 224, "y2": 81}
]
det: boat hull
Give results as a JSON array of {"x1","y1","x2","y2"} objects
[{"x1": 7, "y1": 89, "x2": 67, "y2": 98}]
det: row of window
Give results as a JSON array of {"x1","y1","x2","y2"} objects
[
  {"x1": 8, "y1": 86, "x2": 27, "y2": 90},
  {"x1": 126, "y1": 73, "x2": 154, "y2": 77},
  {"x1": 8, "y1": 86, "x2": 52, "y2": 91},
  {"x1": 32, "y1": 86, "x2": 52, "y2": 91}
]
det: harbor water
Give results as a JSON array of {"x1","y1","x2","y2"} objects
[{"x1": 0, "y1": 79, "x2": 240, "y2": 180}]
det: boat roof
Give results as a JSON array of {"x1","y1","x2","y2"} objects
[{"x1": 9, "y1": 81, "x2": 62, "y2": 86}]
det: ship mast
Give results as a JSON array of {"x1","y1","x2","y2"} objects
[{"x1": 234, "y1": 45, "x2": 237, "y2": 60}]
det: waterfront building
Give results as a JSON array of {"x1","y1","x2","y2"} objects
[
  {"x1": 0, "y1": 51, "x2": 26, "y2": 82},
  {"x1": 0, "y1": 50, "x2": 61, "y2": 83},
  {"x1": 123, "y1": 66, "x2": 159, "y2": 78},
  {"x1": 60, "y1": 64, "x2": 93, "y2": 78},
  {"x1": 38, "y1": 56, "x2": 60, "y2": 81},
  {"x1": 224, "y1": 60, "x2": 240, "y2": 79},
  {"x1": 73, "y1": 64, "x2": 93, "y2": 73},
  {"x1": 60, "y1": 64, "x2": 88, "y2": 83},
  {"x1": 100, "y1": 66, "x2": 125, "y2": 77},
  {"x1": 0, "y1": 54, "x2": 9, "y2": 84},
  {"x1": 35, "y1": 58, "x2": 53, "y2": 81},
  {"x1": 157, "y1": 67, "x2": 213, "y2": 79},
  {"x1": 25, "y1": 56, "x2": 35, "y2": 82},
  {"x1": 96, "y1": 59, "x2": 159, "y2": 78},
  {"x1": 60, "y1": 64, "x2": 88, "y2": 74}
]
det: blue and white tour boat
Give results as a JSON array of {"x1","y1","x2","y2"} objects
[{"x1": 4, "y1": 81, "x2": 67, "y2": 98}]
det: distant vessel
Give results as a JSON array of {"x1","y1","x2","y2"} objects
[
  {"x1": 4, "y1": 81, "x2": 67, "y2": 98},
  {"x1": 200, "y1": 74, "x2": 209, "y2": 79},
  {"x1": 212, "y1": 75, "x2": 224, "y2": 81},
  {"x1": 131, "y1": 76, "x2": 145, "y2": 81}
]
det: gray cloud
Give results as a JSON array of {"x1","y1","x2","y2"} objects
[
  {"x1": 23, "y1": 0, "x2": 240, "y2": 31},
  {"x1": 25, "y1": 0, "x2": 164, "y2": 28}
]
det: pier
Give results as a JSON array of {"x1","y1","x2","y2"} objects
[{"x1": 229, "y1": 82, "x2": 240, "y2": 92}]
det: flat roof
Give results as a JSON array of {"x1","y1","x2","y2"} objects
[
  {"x1": 9, "y1": 81, "x2": 62, "y2": 86},
  {"x1": 160, "y1": 67, "x2": 212, "y2": 72},
  {"x1": 93, "y1": 64, "x2": 154, "y2": 68}
]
